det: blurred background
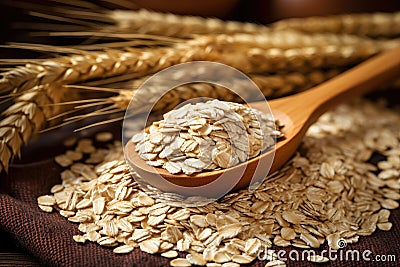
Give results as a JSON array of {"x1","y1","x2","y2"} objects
[{"x1": 0, "y1": 0, "x2": 399, "y2": 46}]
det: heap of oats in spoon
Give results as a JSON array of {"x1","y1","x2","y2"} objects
[{"x1": 132, "y1": 100, "x2": 283, "y2": 175}]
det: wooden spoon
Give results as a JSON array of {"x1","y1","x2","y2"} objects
[{"x1": 125, "y1": 46, "x2": 400, "y2": 195}]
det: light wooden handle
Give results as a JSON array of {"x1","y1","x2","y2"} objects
[
  {"x1": 272, "y1": 46, "x2": 400, "y2": 127},
  {"x1": 301, "y1": 46, "x2": 400, "y2": 124}
]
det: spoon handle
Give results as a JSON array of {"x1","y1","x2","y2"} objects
[{"x1": 272, "y1": 46, "x2": 400, "y2": 127}]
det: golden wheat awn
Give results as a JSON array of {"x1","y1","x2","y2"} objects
[
  {"x1": 105, "y1": 9, "x2": 270, "y2": 38},
  {"x1": 38, "y1": 4, "x2": 400, "y2": 39},
  {"x1": 0, "y1": 38, "x2": 394, "y2": 170},
  {"x1": 1, "y1": 29, "x2": 398, "y2": 96},
  {"x1": 0, "y1": 83, "x2": 72, "y2": 172},
  {"x1": 0, "y1": 47, "x2": 208, "y2": 95},
  {"x1": 68, "y1": 69, "x2": 341, "y2": 118},
  {"x1": 206, "y1": 43, "x2": 397, "y2": 73},
  {"x1": 191, "y1": 31, "x2": 400, "y2": 50},
  {"x1": 273, "y1": 12, "x2": 400, "y2": 37}
]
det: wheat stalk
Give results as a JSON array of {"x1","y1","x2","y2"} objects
[
  {"x1": 0, "y1": 83, "x2": 72, "y2": 172},
  {"x1": 209, "y1": 43, "x2": 393, "y2": 73},
  {"x1": 192, "y1": 32, "x2": 399, "y2": 50},
  {"x1": 273, "y1": 12, "x2": 400, "y2": 37},
  {"x1": 57, "y1": 69, "x2": 342, "y2": 128},
  {"x1": 0, "y1": 40, "x2": 394, "y2": 170},
  {"x1": 0, "y1": 45, "x2": 220, "y2": 167},
  {"x1": 36, "y1": 8, "x2": 270, "y2": 38},
  {"x1": 0, "y1": 46, "x2": 216, "y2": 95},
  {"x1": 106, "y1": 9, "x2": 271, "y2": 37},
  {"x1": 33, "y1": 6, "x2": 400, "y2": 39},
  {"x1": 1, "y1": 42, "x2": 387, "y2": 96},
  {"x1": 2, "y1": 30, "x2": 397, "y2": 95},
  {"x1": 1, "y1": 8, "x2": 399, "y2": 172}
]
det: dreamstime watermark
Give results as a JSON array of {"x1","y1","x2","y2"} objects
[{"x1": 257, "y1": 239, "x2": 397, "y2": 263}]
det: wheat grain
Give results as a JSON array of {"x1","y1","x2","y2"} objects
[
  {"x1": 0, "y1": 84, "x2": 70, "y2": 172},
  {"x1": 0, "y1": 47, "x2": 202, "y2": 94},
  {"x1": 273, "y1": 12, "x2": 400, "y2": 37},
  {"x1": 192, "y1": 31, "x2": 399, "y2": 50},
  {"x1": 0, "y1": 36, "x2": 395, "y2": 171},
  {"x1": 2, "y1": 31, "x2": 397, "y2": 96},
  {"x1": 212, "y1": 43, "x2": 395, "y2": 73},
  {"x1": 103, "y1": 9, "x2": 270, "y2": 38},
  {"x1": 69, "y1": 68, "x2": 341, "y2": 121}
]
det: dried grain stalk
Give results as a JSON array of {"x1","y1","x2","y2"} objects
[
  {"x1": 0, "y1": 46, "x2": 213, "y2": 95},
  {"x1": 2, "y1": 38, "x2": 394, "y2": 97},
  {"x1": 28, "y1": 6, "x2": 269, "y2": 38},
  {"x1": 1, "y1": 8, "x2": 399, "y2": 173},
  {"x1": 0, "y1": 84, "x2": 72, "y2": 172},
  {"x1": 273, "y1": 12, "x2": 400, "y2": 37},
  {"x1": 34, "y1": 5, "x2": 400, "y2": 39},
  {"x1": 105, "y1": 9, "x2": 270, "y2": 38},
  {"x1": 74, "y1": 69, "x2": 342, "y2": 115},
  {"x1": 188, "y1": 31, "x2": 399, "y2": 50},
  {"x1": 211, "y1": 43, "x2": 394, "y2": 73}
]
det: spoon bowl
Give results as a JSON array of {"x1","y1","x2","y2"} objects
[
  {"x1": 125, "y1": 46, "x2": 400, "y2": 194},
  {"x1": 125, "y1": 109, "x2": 294, "y2": 192}
]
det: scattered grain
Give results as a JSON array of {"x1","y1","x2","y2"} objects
[
  {"x1": 95, "y1": 132, "x2": 113, "y2": 142},
  {"x1": 39, "y1": 100, "x2": 400, "y2": 267},
  {"x1": 113, "y1": 245, "x2": 134, "y2": 254},
  {"x1": 161, "y1": 250, "x2": 179, "y2": 258},
  {"x1": 170, "y1": 258, "x2": 191, "y2": 267},
  {"x1": 37, "y1": 195, "x2": 55, "y2": 206}
]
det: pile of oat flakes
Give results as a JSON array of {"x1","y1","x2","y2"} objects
[
  {"x1": 132, "y1": 100, "x2": 282, "y2": 175},
  {"x1": 38, "y1": 99, "x2": 400, "y2": 267}
]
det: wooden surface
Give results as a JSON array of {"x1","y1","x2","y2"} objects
[{"x1": 0, "y1": 230, "x2": 40, "y2": 266}]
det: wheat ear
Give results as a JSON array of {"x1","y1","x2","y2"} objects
[
  {"x1": 2, "y1": 31, "x2": 397, "y2": 95},
  {"x1": 51, "y1": 8, "x2": 271, "y2": 38},
  {"x1": 1, "y1": 13, "x2": 398, "y2": 170},
  {"x1": 0, "y1": 46, "x2": 216, "y2": 95},
  {"x1": 60, "y1": 68, "x2": 342, "y2": 126},
  {"x1": 0, "y1": 84, "x2": 71, "y2": 172},
  {"x1": 0, "y1": 45, "x2": 221, "y2": 168},
  {"x1": 273, "y1": 12, "x2": 400, "y2": 37},
  {"x1": 211, "y1": 42, "x2": 397, "y2": 73},
  {"x1": 193, "y1": 32, "x2": 399, "y2": 50}
]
